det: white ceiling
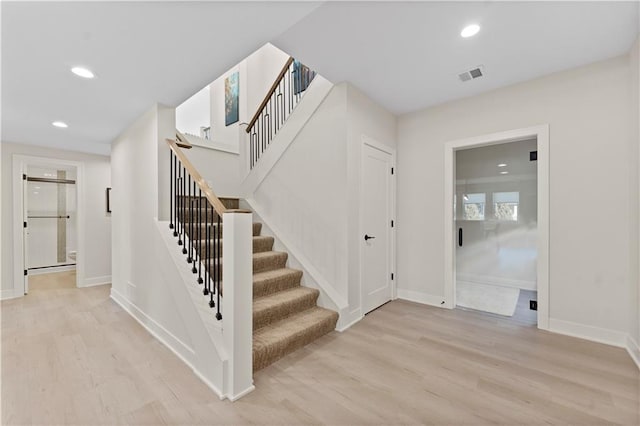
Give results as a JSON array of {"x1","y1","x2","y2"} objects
[
  {"x1": 1, "y1": 1, "x2": 321, "y2": 155},
  {"x1": 2, "y1": 2, "x2": 639, "y2": 156},
  {"x1": 274, "y1": 1, "x2": 639, "y2": 115}
]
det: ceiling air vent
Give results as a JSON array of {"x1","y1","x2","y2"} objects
[{"x1": 458, "y1": 66, "x2": 484, "y2": 82}]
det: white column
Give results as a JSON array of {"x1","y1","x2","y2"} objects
[{"x1": 222, "y1": 211, "x2": 254, "y2": 400}]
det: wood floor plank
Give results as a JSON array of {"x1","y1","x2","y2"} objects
[{"x1": 2, "y1": 271, "x2": 638, "y2": 425}]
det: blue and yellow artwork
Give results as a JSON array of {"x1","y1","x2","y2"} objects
[{"x1": 225, "y1": 72, "x2": 239, "y2": 126}]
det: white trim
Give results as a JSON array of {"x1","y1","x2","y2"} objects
[
  {"x1": 626, "y1": 335, "x2": 640, "y2": 370},
  {"x1": 335, "y1": 314, "x2": 364, "y2": 332},
  {"x1": 0, "y1": 289, "x2": 20, "y2": 300},
  {"x1": 80, "y1": 275, "x2": 112, "y2": 287},
  {"x1": 443, "y1": 124, "x2": 550, "y2": 330},
  {"x1": 110, "y1": 287, "x2": 227, "y2": 400},
  {"x1": 397, "y1": 289, "x2": 447, "y2": 308},
  {"x1": 359, "y1": 136, "x2": 397, "y2": 314},
  {"x1": 27, "y1": 265, "x2": 76, "y2": 276},
  {"x1": 180, "y1": 133, "x2": 239, "y2": 155},
  {"x1": 12, "y1": 155, "x2": 86, "y2": 297},
  {"x1": 548, "y1": 318, "x2": 627, "y2": 348}
]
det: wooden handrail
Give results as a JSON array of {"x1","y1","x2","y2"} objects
[
  {"x1": 175, "y1": 130, "x2": 193, "y2": 149},
  {"x1": 166, "y1": 138, "x2": 227, "y2": 215},
  {"x1": 246, "y1": 56, "x2": 295, "y2": 133}
]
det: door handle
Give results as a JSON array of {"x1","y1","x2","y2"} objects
[
  {"x1": 458, "y1": 228, "x2": 463, "y2": 247},
  {"x1": 364, "y1": 234, "x2": 376, "y2": 241}
]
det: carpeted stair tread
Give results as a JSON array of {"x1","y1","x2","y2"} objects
[
  {"x1": 204, "y1": 250, "x2": 287, "y2": 275},
  {"x1": 253, "y1": 251, "x2": 288, "y2": 273},
  {"x1": 253, "y1": 287, "x2": 319, "y2": 330},
  {"x1": 253, "y1": 268, "x2": 303, "y2": 298},
  {"x1": 196, "y1": 235, "x2": 274, "y2": 256},
  {"x1": 253, "y1": 307, "x2": 338, "y2": 371}
]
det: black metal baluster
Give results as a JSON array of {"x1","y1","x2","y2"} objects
[
  {"x1": 178, "y1": 167, "x2": 184, "y2": 247},
  {"x1": 215, "y1": 214, "x2": 222, "y2": 320},
  {"x1": 204, "y1": 203, "x2": 209, "y2": 294},
  {"x1": 182, "y1": 170, "x2": 188, "y2": 254},
  {"x1": 193, "y1": 188, "x2": 200, "y2": 275},
  {"x1": 187, "y1": 175, "x2": 193, "y2": 263},
  {"x1": 209, "y1": 210, "x2": 216, "y2": 307},
  {"x1": 169, "y1": 151, "x2": 174, "y2": 230},
  {"x1": 173, "y1": 155, "x2": 178, "y2": 237},
  {"x1": 197, "y1": 192, "x2": 203, "y2": 283}
]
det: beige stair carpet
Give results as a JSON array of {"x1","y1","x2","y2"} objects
[{"x1": 180, "y1": 196, "x2": 338, "y2": 372}]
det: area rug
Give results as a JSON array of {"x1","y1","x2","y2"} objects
[{"x1": 456, "y1": 281, "x2": 520, "y2": 316}]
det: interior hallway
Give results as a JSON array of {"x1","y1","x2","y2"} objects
[{"x1": 1, "y1": 272, "x2": 638, "y2": 425}]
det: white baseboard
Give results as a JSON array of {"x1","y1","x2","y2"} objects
[
  {"x1": 81, "y1": 275, "x2": 112, "y2": 287},
  {"x1": 548, "y1": 318, "x2": 627, "y2": 348},
  {"x1": 626, "y1": 335, "x2": 640, "y2": 370},
  {"x1": 110, "y1": 288, "x2": 197, "y2": 368},
  {"x1": 0, "y1": 289, "x2": 20, "y2": 300},
  {"x1": 397, "y1": 289, "x2": 447, "y2": 308},
  {"x1": 336, "y1": 311, "x2": 363, "y2": 332},
  {"x1": 27, "y1": 265, "x2": 76, "y2": 276}
]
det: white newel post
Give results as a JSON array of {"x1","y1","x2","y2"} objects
[
  {"x1": 238, "y1": 123, "x2": 251, "y2": 184},
  {"x1": 222, "y1": 211, "x2": 254, "y2": 401}
]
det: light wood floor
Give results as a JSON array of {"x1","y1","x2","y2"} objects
[{"x1": 2, "y1": 272, "x2": 638, "y2": 425}]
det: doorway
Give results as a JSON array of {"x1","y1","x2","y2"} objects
[
  {"x1": 455, "y1": 139, "x2": 538, "y2": 324},
  {"x1": 24, "y1": 165, "x2": 78, "y2": 292},
  {"x1": 444, "y1": 125, "x2": 549, "y2": 330},
  {"x1": 12, "y1": 155, "x2": 84, "y2": 295},
  {"x1": 360, "y1": 137, "x2": 396, "y2": 314}
]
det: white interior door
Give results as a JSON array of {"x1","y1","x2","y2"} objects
[{"x1": 361, "y1": 143, "x2": 393, "y2": 314}]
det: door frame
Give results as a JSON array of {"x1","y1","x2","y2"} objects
[
  {"x1": 12, "y1": 155, "x2": 84, "y2": 295},
  {"x1": 443, "y1": 125, "x2": 550, "y2": 330},
  {"x1": 359, "y1": 135, "x2": 397, "y2": 314}
]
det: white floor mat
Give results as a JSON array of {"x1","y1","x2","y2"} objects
[{"x1": 456, "y1": 281, "x2": 520, "y2": 317}]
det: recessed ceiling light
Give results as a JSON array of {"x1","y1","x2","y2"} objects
[
  {"x1": 500, "y1": 171, "x2": 509, "y2": 175},
  {"x1": 71, "y1": 66, "x2": 94, "y2": 79},
  {"x1": 461, "y1": 24, "x2": 480, "y2": 38},
  {"x1": 52, "y1": 121, "x2": 68, "y2": 128},
  {"x1": 498, "y1": 163, "x2": 507, "y2": 167}
]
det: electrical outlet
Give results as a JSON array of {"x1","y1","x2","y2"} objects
[{"x1": 529, "y1": 300, "x2": 538, "y2": 311}]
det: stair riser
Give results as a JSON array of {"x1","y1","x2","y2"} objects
[
  {"x1": 254, "y1": 271, "x2": 303, "y2": 298},
  {"x1": 195, "y1": 237, "x2": 274, "y2": 256},
  {"x1": 175, "y1": 196, "x2": 239, "y2": 210},
  {"x1": 254, "y1": 291, "x2": 319, "y2": 330},
  {"x1": 252, "y1": 313, "x2": 338, "y2": 372},
  {"x1": 181, "y1": 222, "x2": 262, "y2": 239}
]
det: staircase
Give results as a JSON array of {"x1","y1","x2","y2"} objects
[{"x1": 178, "y1": 196, "x2": 338, "y2": 371}]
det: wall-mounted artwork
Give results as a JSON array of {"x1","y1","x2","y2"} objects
[
  {"x1": 225, "y1": 72, "x2": 239, "y2": 126},
  {"x1": 293, "y1": 60, "x2": 316, "y2": 95}
]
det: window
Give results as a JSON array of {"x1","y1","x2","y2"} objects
[
  {"x1": 463, "y1": 193, "x2": 485, "y2": 220},
  {"x1": 493, "y1": 191, "x2": 519, "y2": 221}
]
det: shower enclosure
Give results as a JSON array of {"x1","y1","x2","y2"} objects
[{"x1": 25, "y1": 166, "x2": 77, "y2": 272}]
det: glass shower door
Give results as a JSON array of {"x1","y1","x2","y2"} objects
[{"x1": 25, "y1": 174, "x2": 77, "y2": 271}]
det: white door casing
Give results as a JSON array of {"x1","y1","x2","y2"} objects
[{"x1": 360, "y1": 138, "x2": 395, "y2": 314}]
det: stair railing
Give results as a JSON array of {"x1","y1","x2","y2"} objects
[
  {"x1": 245, "y1": 57, "x2": 316, "y2": 169},
  {"x1": 167, "y1": 134, "x2": 254, "y2": 398}
]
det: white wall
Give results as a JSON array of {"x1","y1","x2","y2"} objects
[
  {"x1": 183, "y1": 146, "x2": 240, "y2": 198},
  {"x1": 397, "y1": 55, "x2": 633, "y2": 339},
  {"x1": 631, "y1": 36, "x2": 640, "y2": 352},
  {"x1": 253, "y1": 83, "x2": 349, "y2": 303},
  {"x1": 110, "y1": 104, "x2": 191, "y2": 346},
  {"x1": 1, "y1": 142, "x2": 111, "y2": 295},
  {"x1": 176, "y1": 86, "x2": 210, "y2": 137}
]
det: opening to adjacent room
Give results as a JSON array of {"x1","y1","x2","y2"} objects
[{"x1": 454, "y1": 139, "x2": 538, "y2": 325}]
